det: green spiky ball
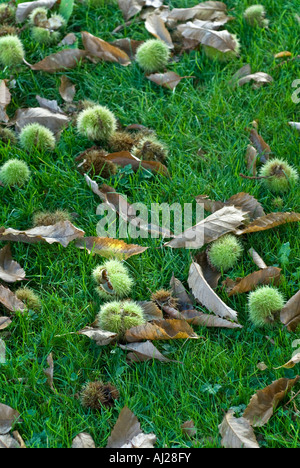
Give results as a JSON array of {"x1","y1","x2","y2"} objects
[
  {"x1": 97, "y1": 300, "x2": 145, "y2": 335},
  {"x1": 132, "y1": 135, "x2": 168, "y2": 163},
  {"x1": 92, "y1": 259, "x2": 134, "y2": 299},
  {"x1": 259, "y1": 158, "x2": 298, "y2": 193},
  {"x1": 0, "y1": 3, "x2": 16, "y2": 23},
  {"x1": 28, "y1": 7, "x2": 48, "y2": 27},
  {"x1": 76, "y1": 105, "x2": 117, "y2": 142},
  {"x1": 33, "y1": 210, "x2": 71, "y2": 227},
  {"x1": 244, "y1": 5, "x2": 269, "y2": 27},
  {"x1": 0, "y1": 35, "x2": 24, "y2": 67},
  {"x1": 0, "y1": 159, "x2": 30, "y2": 187},
  {"x1": 248, "y1": 286, "x2": 285, "y2": 327},
  {"x1": 208, "y1": 234, "x2": 243, "y2": 272},
  {"x1": 19, "y1": 123, "x2": 56, "y2": 152},
  {"x1": 31, "y1": 27, "x2": 60, "y2": 45},
  {"x1": 15, "y1": 288, "x2": 41, "y2": 311},
  {"x1": 136, "y1": 39, "x2": 171, "y2": 73}
]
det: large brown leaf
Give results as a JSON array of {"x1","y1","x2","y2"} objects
[
  {"x1": 0, "y1": 285, "x2": 26, "y2": 313},
  {"x1": 16, "y1": 0, "x2": 57, "y2": 22},
  {"x1": 81, "y1": 32, "x2": 131, "y2": 66},
  {"x1": 59, "y1": 75, "x2": 76, "y2": 103},
  {"x1": 188, "y1": 261, "x2": 239, "y2": 322},
  {"x1": 0, "y1": 221, "x2": 85, "y2": 248},
  {"x1": 0, "y1": 317, "x2": 12, "y2": 330},
  {"x1": 196, "y1": 192, "x2": 265, "y2": 220},
  {"x1": 15, "y1": 107, "x2": 69, "y2": 135},
  {"x1": 249, "y1": 128, "x2": 271, "y2": 163},
  {"x1": 219, "y1": 409, "x2": 260, "y2": 448},
  {"x1": 0, "y1": 80, "x2": 11, "y2": 123},
  {"x1": 223, "y1": 267, "x2": 282, "y2": 297},
  {"x1": 243, "y1": 376, "x2": 300, "y2": 427},
  {"x1": 164, "y1": 205, "x2": 248, "y2": 249},
  {"x1": 117, "y1": 0, "x2": 144, "y2": 20},
  {"x1": 78, "y1": 327, "x2": 118, "y2": 346},
  {"x1": 280, "y1": 290, "x2": 300, "y2": 332},
  {"x1": 168, "y1": 1, "x2": 228, "y2": 22},
  {"x1": 105, "y1": 151, "x2": 169, "y2": 175},
  {"x1": 178, "y1": 23, "x2": 238, "y2": 53},
  {"x1": 147, "y1": 71, "x2": 192, "y2": 90},
  {"x1": 235, "y1": 212, "x2": 300, "y2": 235},
  {"x1": 0, "y1": 244, "x2": 26, "y2": 283},
  {"x1": 119, "y1": 340, "x2": 178, "y2": 362},
  {"x1": 75, "y1": 236, "x2": 147, "y2": 260},
  {"x1": 125, "y1": 318, "x2": 199, "y2": 342},
  {"x1": 0, "y1": 404, "x2": 20, "y2": 435},
  {"x1": 27, "y1": 49, "x2": 87, "y2": 73},
  {"x1": 145, "y1": 13, "x2": 174, "y2": 48}
]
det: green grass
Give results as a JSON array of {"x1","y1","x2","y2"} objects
[{"x1": 0, "y1": 0, "x2": 299, "y2": 448}]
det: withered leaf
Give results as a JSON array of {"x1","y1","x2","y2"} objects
[
  {"x1": 119, "y1": 340, "x2": 177, "y2": 362},
  {"x1": 16, "y1": 0, "x2": 57, "y2": 22},
  {"x1": 27, "y1": 49, "x2": 87, "y2": 73},
  {"x1": 145, "y1": 13, "x2": 174, "y2": 48},
  {"x1": 0, "y1": 403, "x2": 20, "y2": 435},
  {"x1": 0, "y1": 317, "x2": 12, "y2": 330},
  {"x1": 106, "y1": 406, "x2": 156, "y2": 448},
  {"x1": 196, "y1": 192, "x2": 265, "y2": 221},
  {"x1": 36, "y1": 96, "x2": 64, "y2": 114},
  {"x1": 43, "y1": 353, "x2": 54, "y2": 390},
  {"x1": 59, "y1": 75, "x2": 76, "y2": 103},
  {"x1": 194, "y1": 251, "x2": 221, "y2": 289},
  {"x1": 75, "y1": 236, "x2": 147, "y2": 260},
  {"x1": 274, "y1": 353, "x2": 300, "y2": 370},
  {"x1": 178, "y1": 23, "x2": 238, "y2": 53},
  {"x1": 235, "y1": 212, "x2": 300, "y2": 235},
  {"x1": 117, "y1": 0, "x2": 143, "y2": 20},
  {"x1": 249, "y1": 128, "x2": 271, "y2": 162},
  {"x1": 280, "y1": 290, "x2": 300, "y2": 332},
  {"x1": 243, "y1": 376, "x2": 300, "y2": 427},
  {"x1": 245, "y1": 145, "x2": 258, "y2": 175},
  {"x1": 15, "y1": 107, "x2": 69, "y2": 135},
  {"x1": 165, "y1": 205, "x2": 248, "y2": 249},
  {"x1": 0, "y1": 285, "x2": 26, "y2": 313},
  {"x1": 181, "y1": 420, "x2": 197, "y2": 438},
  {"x1": 0, "y1": 221, "x2": 85, "y2": 248},
  {"x1": 81, "y1": 32, "x2": 131, "y2": 66},
  {"x1": 181, "y1": 309, "x2": 243, "y2": 329},
  {"x1": 78, "y1": 326, "x2": 117, "y2": 346},
  {"x1": 237, "y1": 72, "x2": 273, "y2": 88},
  {"x1": 125, "y1": 318, "x2": 199, "y2": 342},
  {"x1": 0, "y1": 244, "x2": 26, "y2": 283},
  {"x1": 0, "y1": 433, "x2": 21, "y2": 449},
  {"x1": 168, "y1": 2, "x2": 228, "y2": 22},
  {"x1": 110, "y1": 39, "x2": 144, "y2": 60},
  {"x1": 188, "y1": 261, "x2": 238, "y2": 322},
  {"x1": 223, "y1": 267, "x2": 282, "y2": 297},
  {"x1": 219, "y1": 409, "x2": 260, "y2": 448},
  {"x1": 147, "y1": 71, "x2": 192, "y2": 90},
  {"x1": 0, "y1": 80, "x2": 11, "y2": 123},
  {"x1": 105, "y1": 150, "x2": 169, "y2": 175},
  {"x1": 58, "y1": 33, "x2": 77, "y2": 47},
  {"x1": 248, "y1": 248, "x2": 268, "y2": 269},
  {"x1": 138, "y1": 301, "x2": 163, "y2": 321},
  {"x1": 72, "y1": 433, "x2": 96, "y2": 449}
]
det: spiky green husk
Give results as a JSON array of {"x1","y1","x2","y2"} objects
[
  {"x1": 19, "y1": 123, "x2": 56, "y2": 152},
  {"x1": 132, "y1": 135, "x2": 168, "y2": 163},
  {"x1": 203, "y1": 35, "x2": 241, "y2": 62},
  {"x1": 76, "y1": 105, "x2": 117, "y2": 142},
  {"x1": 93, "y1": 259, "x2": 134, "y2": 299},
  {"x1": 136, "y1": 39, "x2": 171, "y2": 73},
  {"x1": 97, "y1": 300, "x2": 145, "y2": 335},
  {"x1": 49, "y1": 13, "x2": 66, "y2": 30},
  {"x1": 248, "y1": 286, "x2": 285, "y2": 327},
  {"x1": 0, "y1": 35, "x2": 24, "y2": 67},
  {"x1": 259, "y1": 158, "x2": 298, "y2": 193},
  {"x1": 31, "y1": 27, "x2": 60, "y2": 45},
  {"x1": 0, "y1": 127, "x2": 16, "y2": 145},
  {"x1": 80, "y1": 380, "x2": 119, "y2": 409},
  {"x1": 0, "y1": 3, "x2": 16, "y2": 24},
  {"x1": 28, "y1": 7, "x2": 48, "y2": 27},
  {"x1": 108, "y1": 131, "x2": 138, "y2": 152},
  {"x1": 0, "y1": 159, "x2": 30, "y2": 187},
  {"x1": 33, "y1": 210, "x2": 71, "y2": 227},
  {"x1": 77, "y1": 148, "x2": 117, "y2": 178},
  {"x1": 244, "y1": 5, "x2": 269, "y2": 27},
  {"x1": 208, "y1": 234, "x2": 243, "y2": 272},
  {"x1": 15, "y1": 288, "x2": 41, "y2": 311}
]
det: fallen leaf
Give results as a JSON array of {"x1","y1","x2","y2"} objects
[
  {"x1": 188, "y1": 261, "x2": 239, "y2": 322},
  {"x1": 106, "y1": 406, "x2": 156, "y2": 448},
  {"x1": 219, "y1": 409, "x2": 260, "y2": 448},
  {"x1": 59, "y1": 75, "x2": 76, "y2": 103},
  {"x1": 105, "y1": 150, "x2": 169, "y2": 175},
  {"x1": 280, "y1": 290, "x2": 300, "y2": 332},
  {"x1": 78, "y1": 326, "x2": 117, "y2": 346},
  {"x1": 72, "y1": 433, "x2": 96, "y2": 448},
  {"x1": 75, "y1": 236, "x2": 147, "y2": 260},
  {"x1": 274, "y1": 353, "x2": 300, "y2": 370},
  {"x1": 196, "y1": 192, "x2": 265, "y2": 221},
  {"x1": 16, "y1": 0, "x2": 57, "y2": 22},
  {"x1": 27, "y1": 49, "x2": 87, "y2": 72},
  {"x1": 35, "y1": 96, "x2": 64, "y2": 114},
  {"x1": 223, "y1": 267, "x2": 282, "y2": 297},
  {"x1": 117, "y1": 0, "x2": 144, "y2": 20},
  {"x1": 181, "y1": 420, "x2": 197, "y2": 438},
  {"x1": 0, "y1": 80, "x2": 11, "y2": 123},
  {"x1": 0, "y1": 285, "x2": 26, "y2": 313},
  {"x1": 110, "y1": 39, "x2": 144, "y2": 60},
  {"x1": 248, "y1": 248, "x2": 267, "y2": 269},
  {"x1": 235, "y1": 212, "x2": 300, "y2": 235},
  {"x1": 249, "y1": 128, "x2": 271, "y2": 162},
  {"x1": 0, "y1": 221, "x2": 85, "y2": 248},
  {"x1": 81, "y1": 32, "x2": 131, "y2": 66},
  {"x1": 243, "y1": 376, "x2": 300, "y2": 427},
  {"x1": 125, "y1": 318, "x2": 199, "y2": 342},
  {"x1": 0, "y1": 433, "x2": 21, "y2": 448},
  {"x1": 178, "y1": 23, "x2": 238, "y2": 53},
  {"x1": 0, "y1": 403, "x2": 20, "y2": 435},
  {"x1": 58, "y1": 33, "x2": 77, "y2": 47},
  {"x1": 237, "y1": 72, "x2": 273, "y2": 88},
  {"x1": 15, "y1": 106, "x2": 69, "y2": 136},
  {"x1": 0, "y1": 244, "x2": 26, "y2": 283},
  {"x1": 168, "y1": 2, "x2": 228, "y2": 22},
  {"x1": 43, "y1": 353, "x2": 54, "y2": 390},
  {"x1": 147, "y1": 71, "x2": 192, "y2": 90},
  {"x1": 145, "y1": 13, "x2": 174, "y2": 48},
  {"x1": 0, "y1": 317, "x2": 12, "y2": 330},
  {"x1": 119, "y1": 340, "x2": 178, "y2": 362}
]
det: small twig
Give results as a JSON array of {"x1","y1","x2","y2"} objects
[
  {"x1": 239, "y1": 173, "x2": 270, "y2": 180},
  {"x1": 284, "y1": 388, "x2": 300, "y2": 408}
]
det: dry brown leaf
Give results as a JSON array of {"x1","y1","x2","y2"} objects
[
  {"x1": 188, "y1": 261, "x2": 239, "y2": 322},
  {"x1": 235, "y1": 212, "x2": 300, "y2": 235},
  {"x1": 72, "y1": 433, "x2": 96, "y2": 448},
  {"x1": 105, "y1": 150, "x2": 169, "y2": 175},
  {"x1": 110, "y1": 39, "x2": 144, "y2": 60},
  {"x1": 35, "y1": 96, "x2": 64, "y2": 114},
  {"x1": 147, "y1": 71, "x2": 192, "y2": 90},
  {"x1": 0, "y1": 80, "x2": 11, "y2": 123},
  {"x1": 248, "y1": 248, "x2": 267, "y2": 269},
  {"x1": 0, "y1": 244, "x2": 26, "y2": 283},
  {"x1": 219, "y1": 409, "x2": 260, "y2": 448},
  {"x1": 43, "y1": 353, "x2": 54, "y2": 390},
  {"x1": 106, "y1": 406, "x2": 156, "y2": 448},
  {"x1": 223, "y1": 267, "x2": 282, "y2": 297},
  {"x1": 119, "y1": 340, "x2": 178, "y2": 362},
  {"x1": 0, "y1": 433, "x2": 21, "y2": 448},
  {"x1": 15, "y1": 107, "x2": 69, "y2": 136},
  {"x1": 16, "y1": 0, "x2": 57, "y2": 22},
  {"x1": 27, "y1": 49, "x2": 87, "y2": 73},
  {"x1": 238, "y1": 72, "x2": 273, "y2": 88},
  {"x1": 0, "y1": 404, "x2": 20, "y2": 435},
  {"x1": 168, "y1": 1, "x2": 228, "y2": 22},
  {"x1": 0, "y1": 285, "x2": 26, "y2": 313},
  {"x1": 75, "y1": 236, "x2": 147, "y2": 260},
  {"x1": 196, "y1": 192, "x2": 264, "y2": 221},
  {"x1": 243, "y1": 376, "x2": 300, "y2": 427},
  {"x1": 145, "y1": 13, "x2": 174, "y2": 48},
  {"x1": 59, "y1": 75, "x2": 76, "y2": 103},
  {"x1": 274, "y1": 353, "x2": 300, "y2": 370},
  {"x1": 117, "y1": 0, "x2": 144, "y2": 20},
  {"x1": 165, "y1": 205, "x2": 248, "y2": 249},
  {"x1": 81, "y1": 32, "x2": 131, "y2": 66},
  {"x1": 138, "y1": 301, "x2": 163, "y2": 321},
  {"x1": 0, "y1": 221, "x2": 84, "y2": 248},
  {"x1": 0, "y1": 317, "x2": 12, "y2": 330},
  {"x1": 178, "y1": 23, "x2": 238, "y2": 53},
  {"x1": 181, "y1": 420, "x2": 197, "y2": 438},
  {"x1": 280, "y1": 290, "x2": 300, "y2": 332},
  {"x1": 58, "y1": 33, "x2": 77, "y2": 47},
  {"x1": 249, "y1": 128, "x2": 271, "y2": 162},
  {"x1": 125, "y1": 318, "x2": 199, "y2": 342},
  {"x1": 78, "y1": 326, "x2": 117, "y2": 346}
]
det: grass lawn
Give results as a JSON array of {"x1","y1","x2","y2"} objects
[{"x1": 0, "y1": 0, "x2": 299, "y2": 448}]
